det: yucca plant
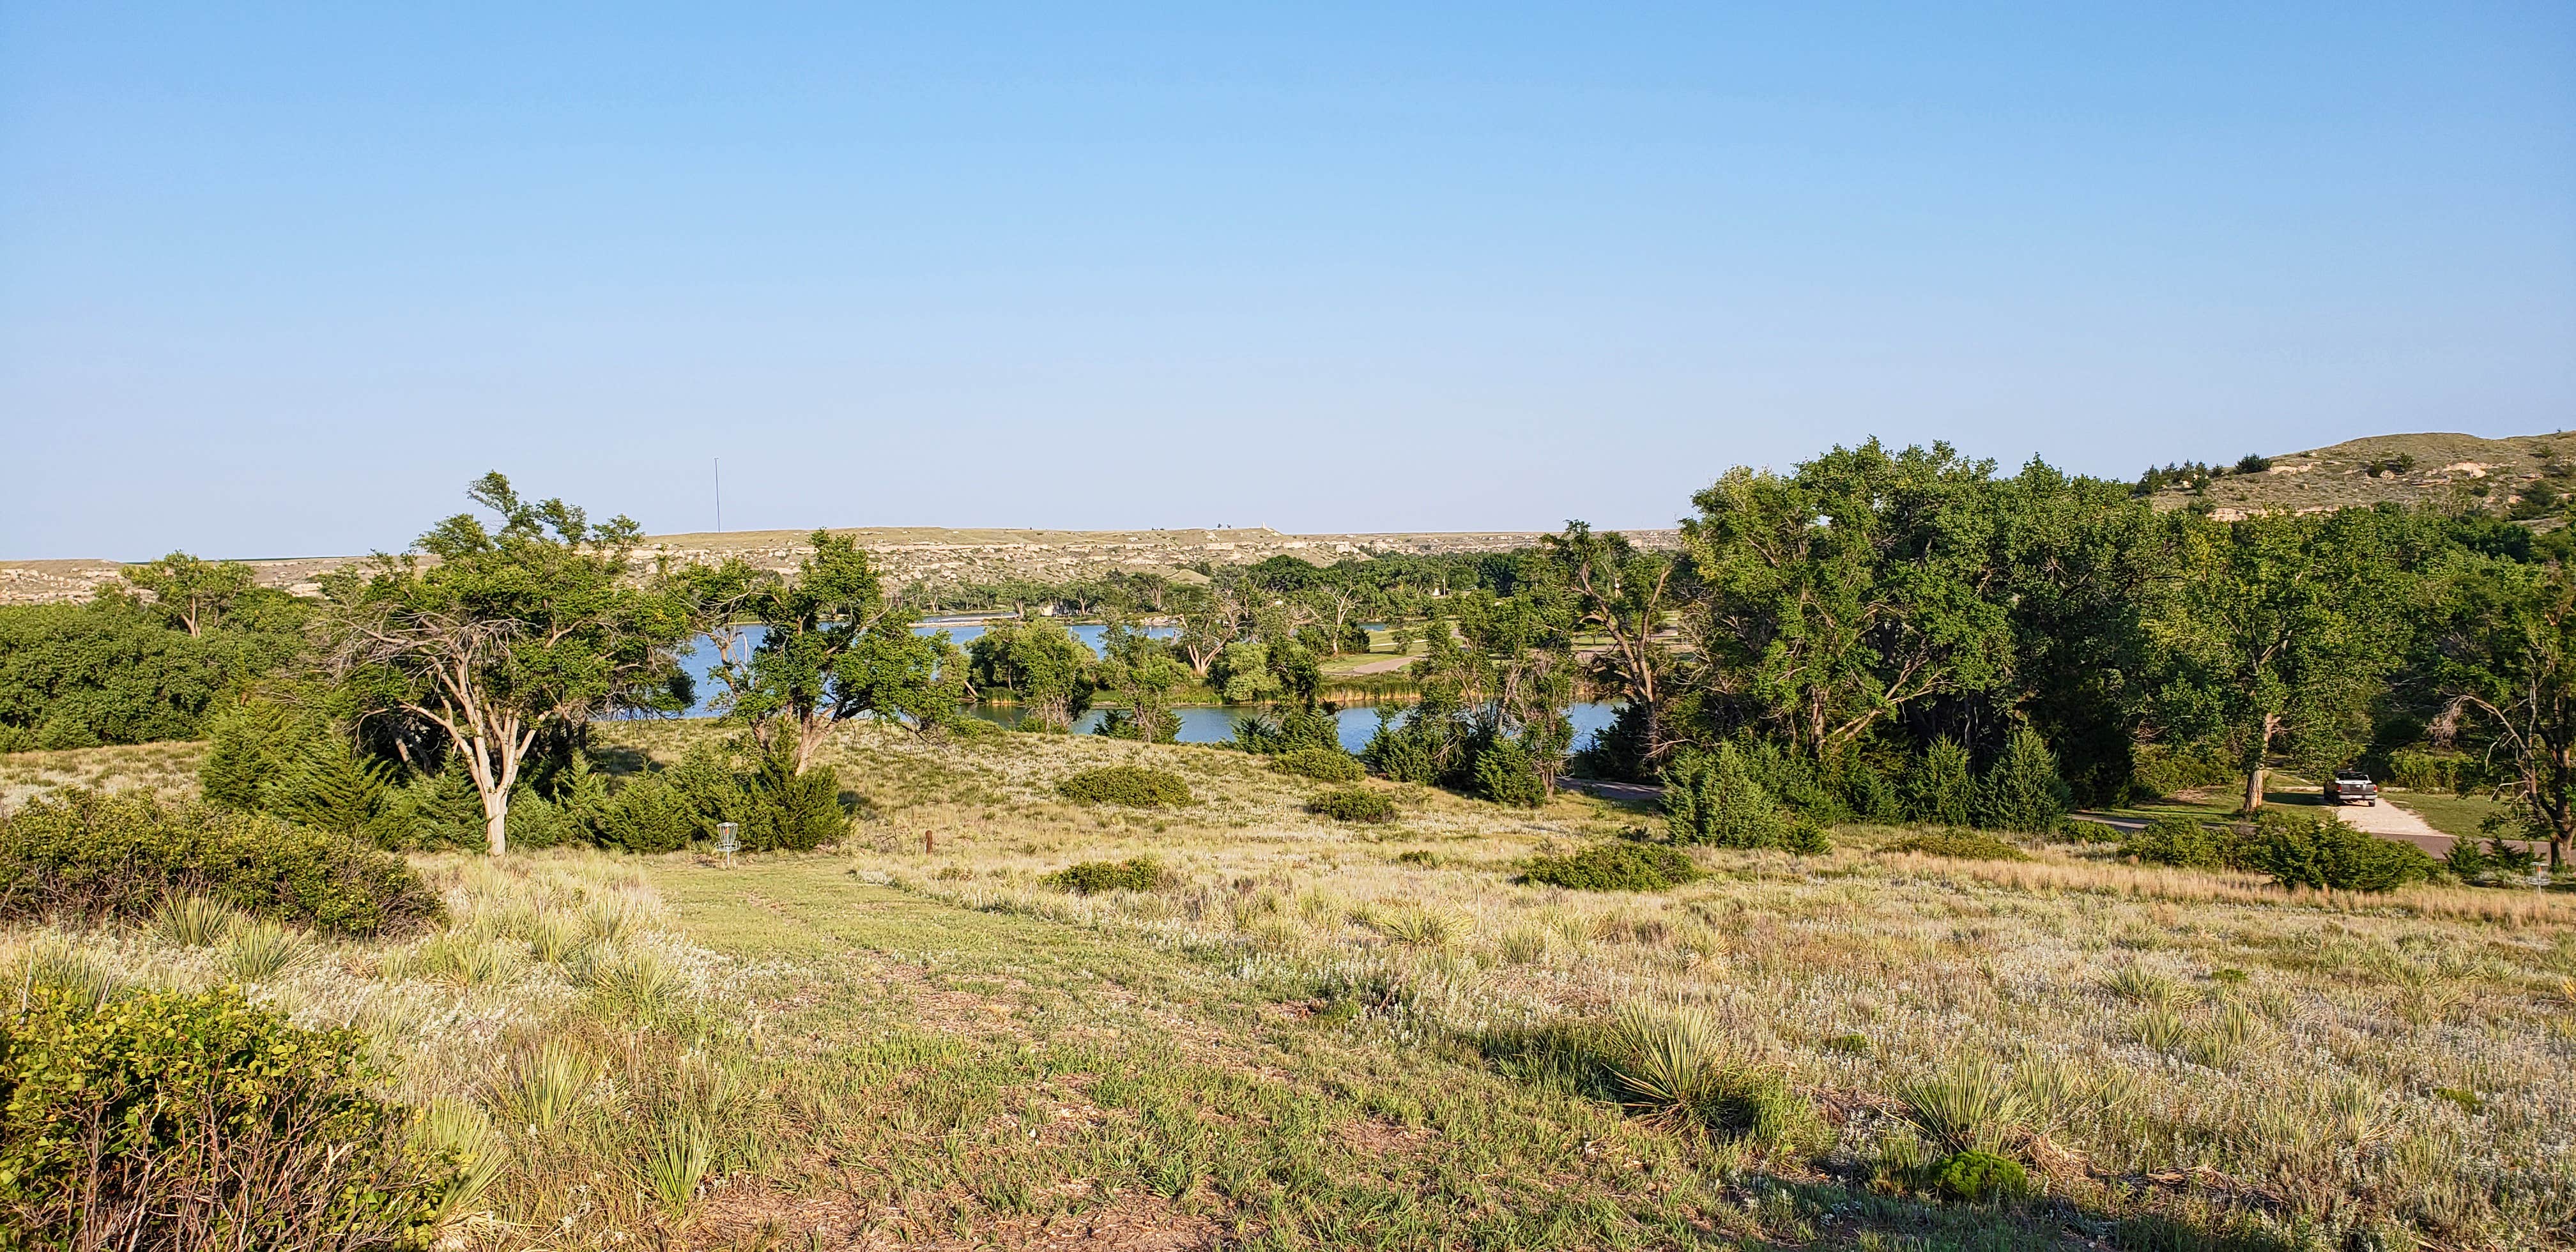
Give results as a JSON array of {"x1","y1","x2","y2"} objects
[
  {"x1": 1494, "y1": 926, "x2": 1551, "y2": 965},
  {"x1": 1611, "y1": 1004, "x2": 1726, "y2": 1113},
  {"x1": 224, "y1": 919, "x2": 312, "y2": 981},
  {"x1": 406, "y1": 933, "x2": 514, "y2": 988},
  {"x1": 13, "y1": 940, "x2": 116, "y2": 1009},
  {"x1": 1374, "y1": 907, "x2": 1454, "y2": 947},
  {"x1": 1899, "y1": 1058, "x2": 2028, "y2": 1156},
  {"x1": 2102, "y1": 965, "x2": 2181, "y2": 1008},
  {"x1": 1609, "y1": 1004, "x2": 1818, "y2": 1148},
  {"x1": 415, "y1": 1097, "x2": 507, "y2": 1234},
  {"x1": 493, "y1": 1044, "x2": 601, "y2": 1133},
  {"x1": 151, "y1": 895, "x2": 241, "y2": 948},
  {"x1": 526, "y1": 912, "x2": 585, "y2": 965},
  {"x1": 2132, "y1": 1007, "x2": 2188, "y2": 1053},
  {"x1": 582, "y1": 896, "x2": 642, "y2": 944},
  {"x1": 577, "y1": 945, "x2": 686, "y2": 1015},
  {"x1": 643, "y1": 1115, "x2": 712, "y2": 1220}
]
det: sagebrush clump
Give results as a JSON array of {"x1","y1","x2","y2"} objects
[
  {"x1": 1522, "y1": 842, "x2": 1702, "y2": 891},
  {"x1": 1271, "y1": 747, "x2": 1363, "y2": 782},
  {"x1": 1056, "y1": 765, "x2": 1193, "y2": 807},
  {"x1": 1308, "y1": 786, "x2": 1397, "y2": 823},
  {"x1": 1043, "y1": 857, "x2": 1170, "y2": 894}
]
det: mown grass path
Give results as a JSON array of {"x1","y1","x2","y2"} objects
[{"x1": 643, "y1": 860, "x2": 2074, "y2": 1251}]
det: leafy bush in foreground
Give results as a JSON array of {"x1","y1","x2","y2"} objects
[
  {"x1": 0, "y1": 790, "x2": 441, "y2": 936},
  {"x1": 1884, "y1": 829, "x2": 2030, "y2": 862},
  {"x1": 1043, "y1": 857, "x2": 1169, "y2": 894},
  {"x1": 1307, "y1": 786, "x2": 1397, "y2": 823},
  {"x1": 2241, "y1": 809, "x2": 2437, "y2": 892},
  {"x1": 1522, "y1": 843, "x2": 1702, "y2": 892},
  {"x1": 0, "y1": 984, "x2": 445, "y2": 1248},
  {"x1": 1271, "y1": 747, "x2": 1363, "y2": 783},
  {"x1": 1057, "y1": 765, "x2": 1193, "y2": 807}
]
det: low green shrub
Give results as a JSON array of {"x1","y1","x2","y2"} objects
[
  {"x1": 1271, "y1": 747, "x2": 1363, "y2": 783},
  {"x1": 2242, "y1": 809, "x2": 2437, "y2": 893},
  {"x1": 1057, "y1": 765, "x2": 1193, "y2": 807},
  {"x1": 1043, "y1": 857, "x2": 1169, "y2": 894},
  {"x1": 1883, "y1": 829, "x2": 2030, "y2": 862},
  {"x1": 0, "y1": 984, "x2": 445, "y2": 1246},
  {"x1": 0, "y1": 789, "x2": 441, "y2": 936},
  {"x1": 1522, "y1": 843, "x2": 1703, "y2": 892},
  {"x1": 2117, "y1": 815, "x2": 2241, "y2": 869},
  {"x1": 1308, "y1": 786, "x2": 1397, "y2": 823},
  {"x1": 1929, "y1": 1150, "x2": 2031, "y2": 1203}
]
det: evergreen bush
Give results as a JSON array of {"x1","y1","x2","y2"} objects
[
  {"x1": 1307, "y1": 786, "x2": 1397, "y2": 823},
  {"x1": 1974, "y1": 728, "x2": 2073, "y2": 834},
  {"x1": 1664, "y1": 744, "x2": 1790, "y2": 848},
  {"x1": 1057, "y1": 765, "x2": 1194, "y2": 807},
  {"x1": 1230, "y1": 706, "x2": 1343, "y2": 756},
  {"x1": 1271, "y1": 747, "x2": 1363, "y2": 782},
  {"x1": 1884, "y1": 829, "x2": 2029, "y2": 861},
  {"x1": 1522, "y1": 843, "x2": 1702, "y2": 891},
  {"x1": 1470, "y1": 735, "x2": 1548, "y2": 807},
  {"x1": 1903, "y1": 738, "x2": 1977, "y2": 827},
  {"x1": 2241, "y1": 810, "x2": 2437, "y2": 892},
  {"x1": 1043, "y1": 856, "x2": 1169, "y2": 894},
  {"x1": 2116, "y1": 815, "x2": 2241, "y2": 869}
]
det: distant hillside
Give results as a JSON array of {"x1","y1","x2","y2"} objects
[
  {"x1": 2145, "y1": 431, "x2": 2576, "y2": 521},
  {"x1": 0, "y1": 526, "x2": 1679, "y2": 607}
]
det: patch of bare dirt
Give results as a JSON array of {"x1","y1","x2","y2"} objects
[{"x1": 692, "y1": 1186, "x2": 1222, "y2": 1250}]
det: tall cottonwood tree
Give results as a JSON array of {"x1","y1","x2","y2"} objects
[
  {"x1": 2148, "y1": 508, "x2": 2413, "y2": 811},
  {"x1": 1680, "y1": 441, "x2": 2016, "y2": 755},
  {"x1": 322, "y1": 473, "x2": 693, "y2": 855}
]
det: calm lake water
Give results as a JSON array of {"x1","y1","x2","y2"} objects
[{"x1": 667, "y1": 626, "x2": 1615, "y2": 754}]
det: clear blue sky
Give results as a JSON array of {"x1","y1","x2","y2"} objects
[{"x1": 4, "y1": 4, "x2": 2571, "y2": 559}]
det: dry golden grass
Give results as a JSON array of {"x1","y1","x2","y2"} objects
[
  {"x1": 0, "y1": 738, "x2": 207, "y2": 812},
  {"x1": 8, "y1": 722, "x2": 2573, "y2": 1248}
]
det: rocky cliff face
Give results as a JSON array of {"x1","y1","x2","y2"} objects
[{"x1": 0, "y1": 526, "x2": 1681, "y2": 606}]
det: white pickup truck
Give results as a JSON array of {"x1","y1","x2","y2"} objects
[{"x1": 2323, "y1": 768, "x2": 2379, "y2": 806}]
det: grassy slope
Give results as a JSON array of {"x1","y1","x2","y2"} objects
[
  {"x1": 8, "y1": 726, "x2": 2575, "y2": 1249},
  {"x1": 2149, "y1": 429, "x2": 2576, "y2": 516}
]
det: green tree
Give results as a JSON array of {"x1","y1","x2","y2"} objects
[
  {"x1": 691, "y1": 531, "x2": 961, "y2": 773},
  {"x1": 2430, "y1": 551, "x2": 2576, "y2": 871},
  {"x1": 2149, "y1": 509, "x2": 2412, "y2": 811},
  {"x1": 1903, "y1": 737, "x2": 1977, "y2": 827},
  {"x1": 1543, "y1": 521, "x2": 1686, "y2": 768},
  {"x1": 120, "y1": 551, "x2": 256, "y2": 636},
  {"x1": 965, "y1": 618, "x2": 1094, "y2": 729},
  {"x1": 320, "y1": 473, "x2": 694, "y2": 855},
  {"x1": 1094, "y1": 622, "x2": 1188, "y2": 742},
  {"x1": 1974, "y1": 727, "x2": 2071, "y2": 834},
  {"x1": 1680, "y1": 441, "x2": 2016, "y2": 754}
]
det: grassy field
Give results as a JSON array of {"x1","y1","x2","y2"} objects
[{"x1": 6, "y1": 724, "x2": 2575, "y2": 1249}]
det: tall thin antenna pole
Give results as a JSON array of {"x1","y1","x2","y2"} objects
[{"x1": 714, "y1": 458, "x2": 723, "y2": 533}]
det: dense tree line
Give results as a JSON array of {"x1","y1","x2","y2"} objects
[
  {"x1": 15, "y1": 447, "x2": 2576, "y2": 873},
  {"x1": 0, "y1": 555, "x2": 312, "y2": 751}
]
